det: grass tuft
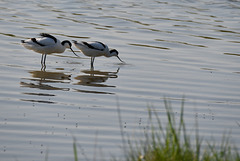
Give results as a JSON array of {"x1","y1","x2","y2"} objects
[
  {"x1": 72, "y1": 99, "x2": 239, "y2": 161},
  {"x1": 122, "y1": 99, "x2": 239, "y2": 161}
]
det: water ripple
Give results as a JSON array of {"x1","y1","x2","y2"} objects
[
  {"x1": 128, "y1": 43, "x2": 170, "y2": 50},
  {"x1": 1, "y1": 0, "x2": 240, "y2": 160},
  {"x1": 155, "y1": 39, "x2": 207, "y2": 48}
]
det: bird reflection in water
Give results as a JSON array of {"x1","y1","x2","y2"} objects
[
  {"x1": 73, "y1": 68, "x2": 120, "y2": 94},
  {"x1": 20, "y1": 70, "x2": 71, "y2": 103}
]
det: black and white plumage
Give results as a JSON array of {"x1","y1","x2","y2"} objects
[
  {"x1": 72, "y1": 40, "x2": 124, "y2": 67},
  {"x1": 21, "y1": 33, "x2": 78, "y2": 66}
]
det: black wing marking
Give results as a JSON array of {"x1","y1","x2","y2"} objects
[
  {"x1": 39, "y1": 33, "x2": 57, "y2": 43},
  {"x1": 96, "y1": 41, "x2": 106, "y2": 49},
  {"x1": 82, "y1": 41, "x2": 105, "y2": 51},
  {"x1": 31, "y1": 38, "x2": 45, "y2": 46},
  {"x1": 82, "y1": 41, "x2": 94, "y2": 49}
]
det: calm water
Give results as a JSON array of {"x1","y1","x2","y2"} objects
[{"x1": 0, "y1": 0, "x2": 240, "y2": 160}]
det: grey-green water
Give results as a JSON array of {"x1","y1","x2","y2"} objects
[{"x1": 0, "y1": 0, "x2": 240, "y2": 160}]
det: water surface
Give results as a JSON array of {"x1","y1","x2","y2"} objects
[{"x1": 0, "y1": 0, "x2": 240, "y2": 160}]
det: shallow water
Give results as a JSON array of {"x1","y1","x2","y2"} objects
[{"x1": 0, "y1": 0, "x2": 240, "y2": 160}]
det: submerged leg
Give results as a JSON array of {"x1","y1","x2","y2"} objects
[{"x1": 41, "y1": 63, "x2": 46, "y2": 71}]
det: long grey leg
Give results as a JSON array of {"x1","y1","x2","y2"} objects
[
  {"x1": 41, "y1": 54, "x2": 47, "y2": 64},
  {"x1": 91, "y1": 57, "x2": 95, "y2": 68},
  {"x1": 41, "y1": 54, "x2": 47, "y2": 71},
  {"x1": 41, "y1": 54, "x2": 44, "y2": 64},
  {"x1": 43, "y1": 54, "x2": 47, "y2": 64}
]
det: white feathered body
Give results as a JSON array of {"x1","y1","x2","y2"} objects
[
  {"x1": 73, "y1": 41, "x2": 110, "y2": 57},
  {"x1": 22, "y1": 37, "x2": 66, "y2": 55}
]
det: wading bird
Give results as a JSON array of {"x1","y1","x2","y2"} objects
[
  {"x1": 21, "y1": 33, "x2": 78, "y2": 68},
  {"x1": 72, "y1": 40, "x2": 124, "y2": 68}
]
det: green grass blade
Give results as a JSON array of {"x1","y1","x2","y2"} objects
[{"x1": 73, "y1": 137, "x2": 78, "y2": 161}]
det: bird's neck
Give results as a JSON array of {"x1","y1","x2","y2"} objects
[
  {"x1": 55, "y1": 43, "x2": 67, "y2": 53},
  {"x1": 106, "y1": 51, "x2": 116, "y2": 57}
]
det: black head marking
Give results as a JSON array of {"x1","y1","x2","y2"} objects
[
  {"x1": 61, "y1": 40, "x2": 72, "y2": 47},
  {"x1": 110, "y1": 49, "x2": 118, "y2": 55},
  {"x1": 39, "y1": 33, "x2": 57, "y2": 43},
  {"x1": 62, "y1": 40, "x2": 79, "y2": 57}
]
